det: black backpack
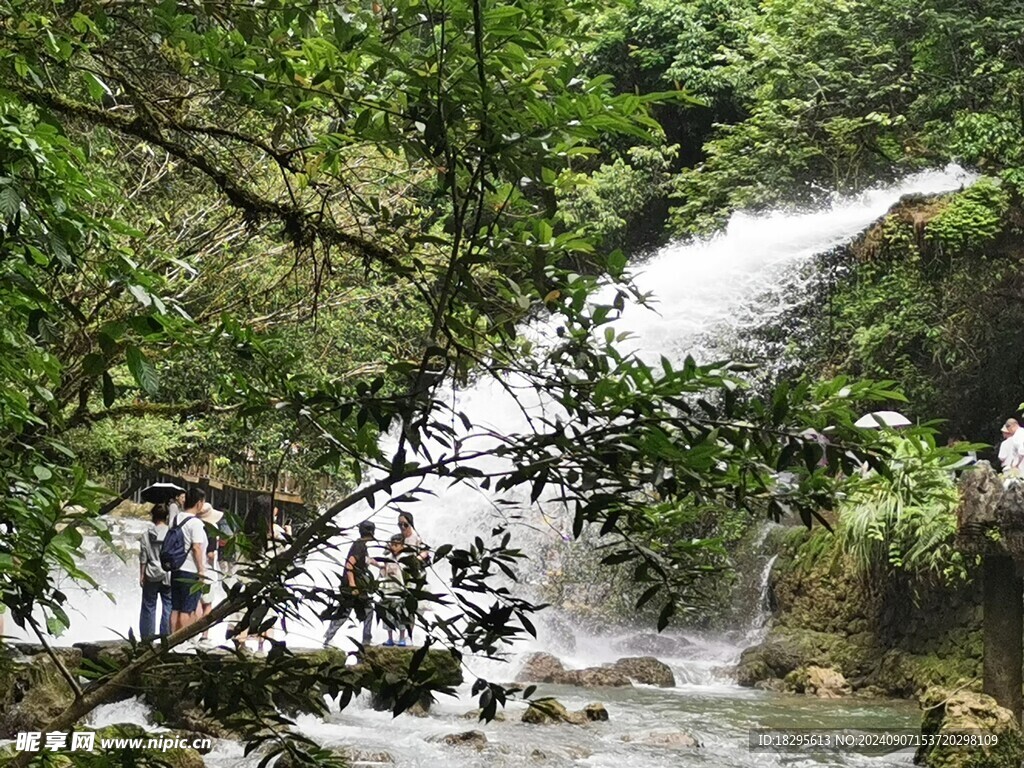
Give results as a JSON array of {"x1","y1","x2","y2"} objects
[{"x1": 159, "y1": 517, "x2": 190, "y2": 572}]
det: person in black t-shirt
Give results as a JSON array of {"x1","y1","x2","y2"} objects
[{"x1": 323, "y1": 520, "x2": 376, "y2": 646}]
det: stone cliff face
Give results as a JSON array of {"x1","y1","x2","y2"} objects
[
  {"x1": 736, "y1": 527, "x2": 982, "y2": 698},
  {"x1": 805, "y1": 179, "x2": 1024, "y2": 445}
]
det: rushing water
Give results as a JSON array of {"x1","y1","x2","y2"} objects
[{"x1": 10, "y1": 166, "x2": 976, "y2": 766}]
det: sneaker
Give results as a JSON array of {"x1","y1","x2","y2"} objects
[
  {"x1": 397, "y1": 640, "x2": 407, "y2": 647},
  {"x1": 383, "y1": 639, "x2": 395, "y2": 647}
]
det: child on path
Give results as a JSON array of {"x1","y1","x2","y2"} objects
[{"x1": 379, "y1": 534, "x2": 408, "y2": 647}]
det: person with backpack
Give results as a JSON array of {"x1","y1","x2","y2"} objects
[
  {"x1": 139, "y1": 503, "x2": 172, "y2": 639},
  {"x1": 163, "y1": 487, "x2": 208, "y2": 635}
]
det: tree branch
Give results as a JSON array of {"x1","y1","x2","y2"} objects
[
  {"x1": 25, "y1": 616, "x2": 84, "y2": 700},
  {"x1": 10, "y1": 85, "x2": 404, "y2": 273}
]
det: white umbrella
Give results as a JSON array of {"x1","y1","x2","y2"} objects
[{"x1": 854, "y1": 410, "x2": 912, "y2": 429}]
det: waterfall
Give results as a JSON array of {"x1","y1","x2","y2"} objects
[
  {"x1": 4, "y1": 168, "x2": 976, "y2": 768},
  {"x1": 10, "y1": 166, "x2": 975, "y2": 659}
]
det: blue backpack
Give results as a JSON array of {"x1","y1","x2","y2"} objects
[{"x1": 159, "y1": 517, "x2": 190, "y2": 572}]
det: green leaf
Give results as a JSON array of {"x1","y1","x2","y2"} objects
[
  {"x1": 126, "y1": 346, "x2": 159, "y2": 395},
  {"x1": 102, "y1": 372, "x2": 116, "y2": 407},
  {"x1": 83, "y1": 72, "x2": 111, "y2": 102},
  {"x1": 0, "y1": 186, "x2": 20, "y2": 221}
]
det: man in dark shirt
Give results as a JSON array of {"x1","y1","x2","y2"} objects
[{"x1": 323, "y1": 520, "x2": 376, "y2": 647}]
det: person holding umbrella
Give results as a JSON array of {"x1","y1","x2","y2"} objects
[
  {"x1": 139, "y1": 503, "x2": 172, "y2": 639},
  {"x1": 140, "y1": 482, "x2": 186, "y2": 526}
]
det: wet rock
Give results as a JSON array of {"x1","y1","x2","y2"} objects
[
  {"x1": 138, "y1": 644, "x2": 459, "y2": 726},
  {"x1": 565, "y1": 745, "x2": 592, "y2": 759},
  {"x1": 784, "y1": 666, "x2": 851, "y2": 698},
  {"x1": 609, "y1": 656, "x2": 675, "y2": 687},
  {"x1": 73, "y1": 639, "x2": 133, "y2": 668},
  {"x1": 522, "y1": 698, "x2": 572, "y2": 725},
  {"x1": 560, "y1": 666, "x2": 631, "y2": 687},
  {"x1": 517, "y1": 651, "x2": 672, "y2": 688},
  {"x1": 347, "y1": 749, "x2": 395, "y2": 765},
  {"x1": 517, "y1": 652, "x2": 630, "y2": 687},
  {"x1": 517, "y1": 652, "x2": 567, "y2": 683},
  {"x1": 611, "y1": 633, "x2": 692, "y2": 658},
  {"x1": 462, "y1": 708, "x2": 507, "y2": 721},
  {"x1": 735, "y1": 633, "x2": 805, "y2": 687},
  {"x1": 358, "y1": 645, "x2": 462, "y2": 714},
  {"x1": 520, "y1": 698, "x2": 607, "y2": 725},
  {"x1": 0, "y1": 645, "x2": 82, "y2": 738},
  {"x1": 622, "y1": 730, "x2": 702, "y2": 748},
  {"x1": 428, "y1": 730, "x2": 488, "y2": 750},
  {"x1": 169, "y1": 707, "x2": 237, "y2": 739},
  {"x1": 917, "y1": 688, "x2": 1024, "y2": 767}
]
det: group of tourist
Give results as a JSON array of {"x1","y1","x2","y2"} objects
[
  {"x1": 137, "y1": 487, "x2": 236, "y2": 646},
  {"x1": 321, "y1": 511, "x2": 431, "y2": 648},
  {"x1": 137, "y1": 489, "x2": 431, "y2": 650}
]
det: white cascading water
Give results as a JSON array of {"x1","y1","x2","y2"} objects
[{"x1": 12, "y1": 166, "x2": 975, "y2": 768}]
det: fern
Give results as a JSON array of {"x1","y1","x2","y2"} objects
[{"x1": 837, "y1": 432, "x2": 966, "y2": 581}]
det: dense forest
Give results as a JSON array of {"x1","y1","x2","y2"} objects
[{"x1": 2, "y1": 0, "x2": 1024, "y2": 766}]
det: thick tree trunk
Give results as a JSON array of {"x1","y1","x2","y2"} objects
[{"x1": 982, "y1": 555, "x2": 1023, "y2": 722}]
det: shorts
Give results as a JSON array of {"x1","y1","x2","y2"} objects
[{"x1": 170, "y1": 571, "x2": 202, "y2": 613}]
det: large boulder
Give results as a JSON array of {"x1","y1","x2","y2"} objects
[
  {"x1": 139, "y1": 644, "x2": 462, "y2": 727},
  {"x1": 735, "y1": 631, "x2": 809, "y2": 686},
  {"x1": 428, "y1": 730, "x2": 488, "y2": 750},
  {"x1": 517, "y1": 652, "x2": 567, "y2": 684},
  {"x1": 916, "y1": 688, "x2": 1024, "y2": 768},
  {"x1": 516, "y1": 652, "x2": 671, "y2": 688},
  {"x1": 0, "y1": 645, "x2": 82, "y2": 738},
  {"x1": 784, "y1": 666, "x2": 851, "y2": 698},
  {"x1": 622, "y1": 731, "x2": 701, "y2": 748},
  {"x1": 560, "y1": 666, "x2": 631, "y2": 687},
  {"x1": 609, "y1": 657, "x2": 675, "y2": 687},
  {"x1": 356, "y1": 645, "x2": 462, "y2": 713}
]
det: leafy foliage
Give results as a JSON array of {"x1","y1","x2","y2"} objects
[
  {"x1": 0, "y1": 0, "x2": 941, "y2": 763},
  {"x1": 666, "y1": 0, "x2": 1024, "y2": 233},
  {"x1": 926, "y1": 178, "x2": 1009, "y2": 253},
  {"x1": 837, "y1": 432, "x2": 969, "y2": 581}
]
